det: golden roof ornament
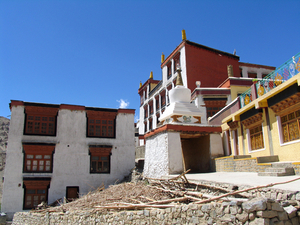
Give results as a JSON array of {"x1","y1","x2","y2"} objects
[
  {"x1": 139, "y1": 80, "x2": 142, "y2": 88},
  {"x1": 176, "y1": 64, "x2": 183, "y2": 86},
  {"x1": 182, "y1": 29, "x2": 186, "y2": 40},
  {"x1": 161, "y1": 52, "x2": 165, "y2": 63},
  {"x1": 149, "y1": 71, "x2": 153, "y2": 79},
  {"x1": 227, "y1": 65, "x2": 233, "y2": 77}
]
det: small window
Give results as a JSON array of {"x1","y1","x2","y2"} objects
[
  {"x1": 87, "y1": 118, "x2": 115, "y2": 138},
  {"x1": 66, "y1": 187, "x2": 79, "y2": 202},
  {"x1": 155, "y1": 96, "x2": 160, "y2": 112},
  {"x1": 161, "y1": 91, "x2": 166, "y2": 108},
  {"x1": 89, "y1": 146, "x2": 112, "y2": 173},
  {"x1": 25, "y1": 115, "x2": 56, "y2": 136},
  {"x1": 144, "y1": 105, "x2": 148, "y2": 119},
  {"x1": 249, "y1": 125, "x2": 264, "y2": 150},
  {"x1": 149, "y1": 101, "x2": 153, "y2": 115},
  {"x1": 167, "y1": 63, "x2": 172, "y2": 79},
  {"x1": 281, "y1": 109, "x2": 300, "y2": 143},
  {"x1": 23, "y1": 144, "x2": 55, "y2": 173},
  {"x1": 23, "y1": 180, "x2": 50, "y2": 209}
]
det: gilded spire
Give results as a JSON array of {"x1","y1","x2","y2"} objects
[
  {"x1": 182, "y1": 29, "x2": 186, "y2": 40},
  {"x1": 227, "y1": 65, "x2": 233, "y2": 77},
  {"x1": 149, "y1": 71, "x2": 153, "y2": 79},
  {"x1": 161, "y1": 52, "x2": 165, "y2": 63},
  {"x1": 176, "y1": 66, "x2": 183, "y2": 86}
]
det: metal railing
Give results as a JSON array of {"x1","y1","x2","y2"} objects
[{"x1": 239, "y1": 52, "x2": 300, "y2": 108}]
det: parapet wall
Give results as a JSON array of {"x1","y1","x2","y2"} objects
[{"x1": 12, "y1": 197, "x2": 300, "y2": 224}]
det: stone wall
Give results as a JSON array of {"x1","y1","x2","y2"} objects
[
  {"x1": 12, "y1": 197, "x2": 300, "y2": 225},
  {"x1": 215, "y1": 156, "x2": 300, "y2": 175}
]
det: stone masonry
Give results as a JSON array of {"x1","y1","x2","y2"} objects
[{"x1": 12, "y1": 196, "x2": 300, "y2": 225}]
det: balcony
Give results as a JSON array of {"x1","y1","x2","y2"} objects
[{"x1": 239, "y1": 52, "x2": 300, "y2": 108}]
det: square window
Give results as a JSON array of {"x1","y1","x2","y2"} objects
[
  {"x1": 23, "y1": 145, "x2": 54, "y2": 173},
  {"x1": 23, "y1": 181, "x2": 49, "y2": 210},
  {"x1": 89, "y1": 147, "x2": 111, "y2": 173},
  {"x1": 25, "y1": 113, "x2": 57, "y2": 136}
]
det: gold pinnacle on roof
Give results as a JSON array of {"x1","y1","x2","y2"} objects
[
  {"x1": 182, "y1": 30, "x2": 186, "y2": 40},
  {"x1": 176, "y1": 65, "x2": 183, "y2": 86},
  {"x1": 227, "y1": 65, "x2": 233, "y2": 77},
  {"x1": 161, "y1": 52, "x2": 165, "y2": 63},
  {"x1": 149, "y1": 71, "x2": 153, "y2": 79},
  {"x1": 139, "y1": 80, "x2": 142, "y2": 88}
]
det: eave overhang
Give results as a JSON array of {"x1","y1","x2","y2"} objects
[{"x1": 222, "y1": 72, "x2": 300, "y2": 124}]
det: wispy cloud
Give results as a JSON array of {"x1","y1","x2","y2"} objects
[{"x1": 117, "y1": 99, "x2": 129, "y2": 109}]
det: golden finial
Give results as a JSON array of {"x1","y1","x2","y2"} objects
[
  {"x1": 139, "y1": 80, "x2": 142, "y2": 88},
  {"x1": 176, "y1": 65, "x2": 183, "y2": 86},
  {"x1": 161, "y1": 52, "x2": 165, "y2": 63},
  {"x1": 227, "y1": 65, "x2": 233, "y2": 77},
  {"x1": 149, "y1": 71, "x2": 153, "y2": 79},
  {"x1": 182, "y1": 30, "x2": 186, "y2": 40}
]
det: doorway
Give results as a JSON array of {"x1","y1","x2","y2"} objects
[
  {"x1": 181, "y1": 135, "x2": 211, "y2": 173},
  {"x1": 66, "y1": 186, "x2": 79, "y2": 202}
]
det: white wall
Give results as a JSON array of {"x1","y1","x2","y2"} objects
[
  {"x1": 2, "y1": 105, "x2": 135, "y2": 218},
  {"x1": 143, "y1": 131, "x2": 183, "y2": 178}
]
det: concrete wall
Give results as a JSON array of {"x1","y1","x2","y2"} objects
[{"x1": 1, "y1": 105, "x2": 135, "y2": 218}]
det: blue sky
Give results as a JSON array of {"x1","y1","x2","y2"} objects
[{"x1": 1, "y1": 0, "x2": 300, "y2": 120}]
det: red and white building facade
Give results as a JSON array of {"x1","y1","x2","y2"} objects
[
  {"x1": 2, "y1": 100, "x2": 135, "y2": 219},
  {"x1": 137, "y1": 36, "x2": 275, "y2": 143}
]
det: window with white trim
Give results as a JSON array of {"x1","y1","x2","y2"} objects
[
  {"x1": 249, "y1": 124, "x2": 264, "y2": 150},
  {"x1": 280, "y1": 109, "x2": 300, "y2": 143}
]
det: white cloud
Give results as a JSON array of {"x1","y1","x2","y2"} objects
[{"x1": 117, "y1": 99, "x2": 129, "y2": 109}]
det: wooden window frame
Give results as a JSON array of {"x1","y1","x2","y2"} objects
[
  {"x1": 167, "y1": 62, "x2": 172, "y2": 79},
  {"x1": 23, "y1": 179, "x2": 50, "y2": 210},
  {"x1": 86, "y1": 110, "x2": 117, "y2": 138},
  {"x1": 23, "y1": 144, "x2": 55, "y2": 173},
  {"x1": 155, "y1": 96, "x2": 160, "y2": 112},
  {"x1": 249, "y1": 124, "x2": 264, "y2": 151},
  {"x1": 280, "y1": 109, "x2": 300, "y2": 143},
  {"x1": 24, "y1": 106, "x2": 58, "y2": 136},
  {"x1": 160, "y1": 90, "x2": 166, "y2": 108},
  {"x1": 144, "y1": 105, "x2": 148, "y2": 119},
  {"x1": 149, "y1": 101, "x2": 153, "y2": 116},
  {"x1": 89, "y1": 146, "x2": 112, "y2": 174}
]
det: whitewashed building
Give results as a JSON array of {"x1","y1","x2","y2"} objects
[
  {"x1": 143, "y1": 69, "x2": 223, "y2": 178},
  {"x1": 2, "y1": 100, "x2": 135, "y2": 219}
]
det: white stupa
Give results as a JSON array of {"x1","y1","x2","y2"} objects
[{"x1": 159, "y1": 66, "x2": 204, "y2": 125}]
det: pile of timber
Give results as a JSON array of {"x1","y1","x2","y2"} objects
[{"x1": 35, "y1": 170, "x2": 300, "y2": 213}]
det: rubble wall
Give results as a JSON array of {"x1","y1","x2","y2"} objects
[{"x1": 12, "y1": 197, "x2": 300, "y2": 224}]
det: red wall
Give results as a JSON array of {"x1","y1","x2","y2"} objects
[{"x1": 185, "y1": 44, "x2": 240, "y2": 90}]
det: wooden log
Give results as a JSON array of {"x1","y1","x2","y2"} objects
[{"x1": 94, "y1": 204, "x2": 176, "y2": 210}]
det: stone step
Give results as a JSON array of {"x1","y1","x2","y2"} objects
[
  {"x1": 258, "y1": 171, "x2": 295, "y2": 176},
  {"x1": 265, "y1": 167, "x2": 295, "y2": 174},
  {"x1": 271, "y1": 162, "x2": 293, "y2": 168}
]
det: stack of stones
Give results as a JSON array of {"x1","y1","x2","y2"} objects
[{"x1": 12, "y1": 197, "x2": 300, "y2": 225}]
